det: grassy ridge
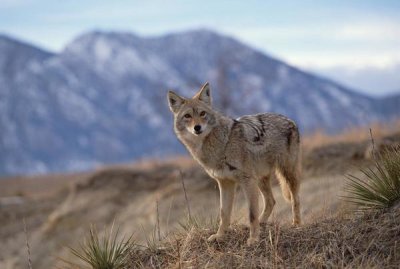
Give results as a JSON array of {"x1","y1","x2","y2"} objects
[{"x1": 129, "y1": 207, "x2": 400, "y2": 268}]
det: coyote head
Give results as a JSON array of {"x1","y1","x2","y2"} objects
[{"x1": 167, "y1": 82, "x2": 216, "y2": 137}]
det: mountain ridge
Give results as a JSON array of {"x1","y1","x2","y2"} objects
[{"x1": 0, "y1": 29, "x2": 399, "y2": 175}]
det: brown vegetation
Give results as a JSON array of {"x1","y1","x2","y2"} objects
[
  {"x1": 0, "y1": 128, "x2": 399, "y2": 268},
  {"x1": 131, "y1": 205, "x2": 400, "y2": 268},
  {"x1": 303, "y1": 119, "x2": 400, "y2": 150}
]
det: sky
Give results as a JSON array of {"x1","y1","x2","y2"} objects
[{"x1": 1, "y1": 0, "x2": 399, "y2": 96}]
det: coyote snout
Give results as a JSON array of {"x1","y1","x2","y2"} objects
[
  {"x1": 193, "y1": 125, "x2": 202, "y2": 134},
  {"x1": 188, "y1": 121, "x2": 208, "y2": 136},
  {"x1": 168, "y1": 82, "x2": 301, "y2": 246}
]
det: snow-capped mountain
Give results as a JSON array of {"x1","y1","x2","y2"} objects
[{"x1": 0, "y1": 30, "x2": 398, "y2": 175}]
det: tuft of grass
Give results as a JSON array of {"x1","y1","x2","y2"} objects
[
  {"x1": 64, "y1": 223, "x2": 134, "y2": 269},
  {"x1": 343, "y1": 147, "x2": 400, "y2": 211},
  {"x1": 139, "y1": 224, "x2": 160, "y2": 253},
  {"x1": 178, "y1": 214, "x2": 219, "y2": 232}
]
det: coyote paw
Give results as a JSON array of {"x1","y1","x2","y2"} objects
[
  {"x1": 292, "y1": 219, "x2": 301, "y2": 226},
  {"x1": 207, "y1": 233, "x2": 224, "y2": 242},
  {"x1": 246, "y1": 236, "x2": 259, "y2": 246}
]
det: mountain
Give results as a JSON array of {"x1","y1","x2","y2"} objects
[
  {"x1": 0, "y1": 29, "x2": 399, "y2": 175},
  {"x1": 376, "y1": 92, "x2": 400, "y2": 116}
]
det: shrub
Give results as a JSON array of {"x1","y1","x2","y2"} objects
[
  {"x1": 65, "y1": 223, "x2": 134, "y2": 269},
  {"x1": 344, "y1": 147, "x2": 400, "y2": 211}
]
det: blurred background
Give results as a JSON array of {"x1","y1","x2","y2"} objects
[
  {"x1": 0, "y1": 1, "x2": 400, "y2": 268},
  {"x1": 0, "y1": 0, "x2": 399, "y2": 176}
]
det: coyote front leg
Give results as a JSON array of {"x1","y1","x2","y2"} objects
[
  {"x1": 241, "y1": 179, "x2": 260, "y2": 245},
  {"x1": 208, "y1": 179, "x2": 236, "y2": 242}
]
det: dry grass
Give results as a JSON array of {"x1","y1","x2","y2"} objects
[
  {"x1": 2, "y1": 127, "x2": 400, "y2": 268},
  {"x1": 303, "y1": 119, "x2": 400, "y2": 151},
  {"x1": 129, "y1": 205, "x2": 400, "y2": 268},
  {"x1": 125, "y1": 127, "x2": 400, "y2": 268}
]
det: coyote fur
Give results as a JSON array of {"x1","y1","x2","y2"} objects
[{"x1": 167, "y1": 82, "x2": 301, "y2": 245}]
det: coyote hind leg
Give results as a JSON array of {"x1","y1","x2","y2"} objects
[
  {"x1": 281, "y1": 167, "x2": 301, "y2": 225},
  {"x1": 258, "y1": 175, "x2": 275, "y2": 224}
]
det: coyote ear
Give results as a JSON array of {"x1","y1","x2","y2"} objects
[
  {"x1": 193, "y1": 82, "x2": 211, "y2": 106},
  {"x1": 168, "y1": 90, "x2": 185, "y2": 113}
]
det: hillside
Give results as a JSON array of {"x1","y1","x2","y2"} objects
[
  {"x1": 1, "y1": 29, "x2": 399, "y2": 175},
  {"x1": 0, "y1": 131, "x2": 399, "y2": 268},
  {"x1": 132, "y1": 206, "x2": 400, "y2": 268}
]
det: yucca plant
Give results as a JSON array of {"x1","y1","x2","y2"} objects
[
  {"x1": 64, "y1": 223, "x2": 134, "y2": 269},
  {"x1": 343, "y1": 147, "x2": 400, "y2": 211},
  {"x1": 138, "y1": 224, "x2": 159, "y2": 253}
]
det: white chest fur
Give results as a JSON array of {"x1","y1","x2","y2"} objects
[{"x1": 203, "y1": 165, "x2": 237, "y2": 182}]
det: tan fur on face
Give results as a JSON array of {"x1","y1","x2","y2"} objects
[{"x1": 168, "y1": 82, "x2": 301, "y2": 246}]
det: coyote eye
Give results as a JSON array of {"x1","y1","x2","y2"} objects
[
  {"x1": 184, "y1": 114, "x2": 192, "y2": 119},
  {"x1": 200, "y1": 111, "x2": 206, "y2": 117}
]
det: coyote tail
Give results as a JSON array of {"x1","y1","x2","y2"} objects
[
  {"x1": 276, "y1": 125, "x2": 301, "y2": 202},
  {"x1": 276, "y1": 169, "x2": 292, "y2": 202}
]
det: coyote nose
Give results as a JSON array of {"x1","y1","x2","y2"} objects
[{"x1": 194, "y1": 125, "x2": 202, "y2": 132}]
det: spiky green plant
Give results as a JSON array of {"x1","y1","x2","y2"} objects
[
  {"x1": 344, "y1": 147, "x2": 400, "y2": 211},
  {"x1": 138, "y1": 224, "x2": 159, "y2": 253},
  {"x1": 65, "y1": 223, "x2": 134, "y2": 269}
]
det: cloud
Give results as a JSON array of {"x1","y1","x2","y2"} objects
[
  {"x1": 287, "y1": 52, "x2": 400, "y2": 69},
  {"x1": 224, "y1": 19, "x2": 400, "y2": 43},
  {"x1": 335, "y1": 22, "x2": 400, "y2": 42},
  {"x1": 221, "y1": 19, "x2": 400, "y2": 69}
]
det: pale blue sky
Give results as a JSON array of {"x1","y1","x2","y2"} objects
[{"x1": 1, "y1": 0, "x2": 400, "y2": 94}]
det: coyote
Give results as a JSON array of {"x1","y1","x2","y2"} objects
[{"x1": 167, "y1": 82, "x2": 301, "y2": 245}]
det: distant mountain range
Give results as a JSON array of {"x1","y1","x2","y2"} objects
[
  {"x1": 312, "y1": 64, "x2": 400, "y2": 96},
  {"x1": 0, "y1": 29, "x2": 399, "y2": 175}
]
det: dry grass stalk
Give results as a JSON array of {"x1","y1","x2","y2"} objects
[
  {"x1": 156, "y1": 200, "x2": 161, "y2": 242},
  {"x1": 179, "y1": 170, "x2": 192, "y2": 220},
  {"x1": 369, "y1": 128, "x2": 376, "y2": 159},
  {"x1": 23, "y1": 218, "x2": 33, "y2": 269}
]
